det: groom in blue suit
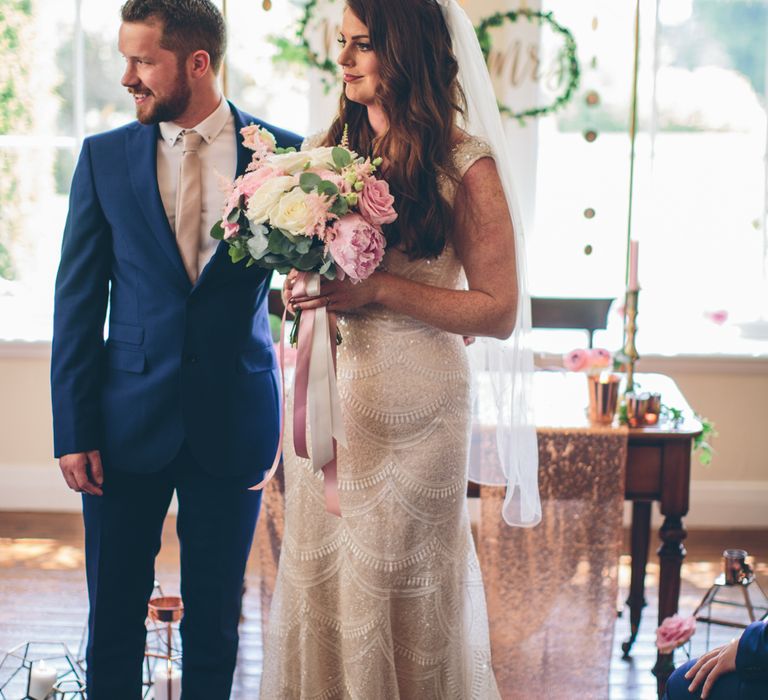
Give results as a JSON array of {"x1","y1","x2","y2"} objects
[{"x1": 50, "y1": 1, "x2": 300, "y2": 697}]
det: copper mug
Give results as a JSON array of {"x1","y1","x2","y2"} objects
[{"x1": 587, "y1": 374, "x2": 620, "y2": 425}]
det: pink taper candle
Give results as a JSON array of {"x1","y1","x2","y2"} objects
[{"x1": 628, "y1": 240, "x2": 639, "y2": 290}]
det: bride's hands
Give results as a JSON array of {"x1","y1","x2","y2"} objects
[{"x1": 289, "y1": 271, "x2": 383, "y2": 313}]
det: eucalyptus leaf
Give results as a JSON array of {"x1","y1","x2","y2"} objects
[
  {"x1": 332, "y1": 146, "x2": 352, "y2": 169},
  {"x1": 247, "y1": 233, "x2": 270, "y2": 260},
  {"x1": 210, "y1": 221, "x2": 225, "y2": 240},
  {"x1": 229, "y1": 246, "x2": 248, "y2": 264},
  {"x1": 295, "y1": 237, "x2": 312, "y2": 254},
  {"x1": 330, "y1": 197, "x2": 349, "y2": 217},
  {"x1": 318, "y1": 181, "x2": 339, "y2": 197},
  {"x1": 300, "y1": 172, "x2": 323, "y2": 193},
  {"x1": 226, "y1": 207, "x2": 241, "y2": 224}
]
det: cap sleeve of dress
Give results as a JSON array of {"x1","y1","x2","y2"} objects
[{"x1": 453, "y1": 135, "x2": 495, "y2": 178}]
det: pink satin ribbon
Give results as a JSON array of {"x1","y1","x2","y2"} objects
[{"x1": 250, "y1": 273, "x2": 342, "y2": 518}]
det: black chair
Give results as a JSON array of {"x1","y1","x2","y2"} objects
[{"x1": 530, "y1": 297, "x2": 615, "y2": 348}]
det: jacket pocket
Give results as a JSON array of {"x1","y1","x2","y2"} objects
[
  {"x1": 236, "y1": 343, "x2": 277, "y2": 375},
  {"x1": 107, "y1": 347, "x2": 146, "y2": 374},
  {"x1": 108, "y1": 322, "x2": 144, "y2": 345}
]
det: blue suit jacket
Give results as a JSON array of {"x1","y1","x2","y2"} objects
[{"x1": 51, "y1": 102, "x2": 302, "y2": 480}]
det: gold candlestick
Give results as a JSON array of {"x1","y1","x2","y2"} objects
[{"x1": 623, "y1": 288, "x2": 640, "y2": 393}]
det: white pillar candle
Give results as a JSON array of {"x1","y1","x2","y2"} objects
[
  {"x1": 153, "y1": 664, "x2": 182, "y2": 700},
  {"x1": 28, "y1": 660, "x2": 57, "y2": 700}
]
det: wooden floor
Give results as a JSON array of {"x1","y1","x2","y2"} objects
[{"x1": 0, "y1": 512, "x2": 766, "y2": 699}]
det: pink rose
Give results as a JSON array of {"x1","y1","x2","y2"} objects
[
  {"x1": 357, "y1": 178, "x2": 397, "y2": 226},
  {"x1": 239, "y1": 166, "x2": 283, "y2": 198},
  {"x1": 563, "y1": 348, "x2": 590, "y2": 372},
  {"x1": 589, "y1": 348, "x2": 612, "y2": 369},
  {"x1": 656, "y1": 615, "x2": 696, "y2": 654},
  {"x1": 328, "y1": 213, "x2": 386, "y2": 282}
]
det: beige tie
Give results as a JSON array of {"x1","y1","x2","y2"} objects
[{"x1": 175, "y1": 130, "x2": 204, "y2": 284}]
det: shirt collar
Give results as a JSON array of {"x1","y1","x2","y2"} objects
[{"x1": 158, "y1": 97, "x2": 231, "y2": 147}]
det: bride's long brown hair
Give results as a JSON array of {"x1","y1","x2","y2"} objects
[{"x1": 323, "y1": 0, "x2": 465, "y2": 259}]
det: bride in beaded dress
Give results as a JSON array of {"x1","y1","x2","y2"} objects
[{"x1": 259, "y1": 1, "x2": 540, "y2": 697}]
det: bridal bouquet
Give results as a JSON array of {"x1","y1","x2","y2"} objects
[
  {"x1": 211, "y1": 124, "x2": 393, "y2": 283},
  {"x1": 212, "y1": 125, "x2": 397, "y2": 517}
]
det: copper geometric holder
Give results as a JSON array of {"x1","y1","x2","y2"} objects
[
  {"x1": 587, "y1": 373, "x2": 621, "y2": 425},
  {"x1": 693, "y1": 549, "x2": 768, "y2": 651},
  {"x1": 145, "y1": 596, "x2": 183, "y2": 700},
  {"x1": 147, "y1": 596, "x2": 184, "y2": 625}
]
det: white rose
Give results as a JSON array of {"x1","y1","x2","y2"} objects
[
  {"x1": 245, "y1": 176, "x2": 296, "y2": 225},
  {"x1": 305, "y1": 146, "x2": 337, "y2": 170},
  {"x1": 269, "y1": 186, "x2": 314, "y2": 236},
  {"x1": 267, "y1": 151, "x2": 312, "y2": 175}
]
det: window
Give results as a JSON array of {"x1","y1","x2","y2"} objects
[
  {"x1": 2, "y1": 0, "x2": 766, "y2": 357},
  {"x1": 528, "y1": 0, "x2": 768, "y2": 356},
  {"x1": 0, "y1": 0, "x2": 307, "y2": 341}
]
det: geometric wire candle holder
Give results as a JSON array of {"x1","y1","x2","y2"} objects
[
  {"x1": 144, "y1": 596, "x2": 183, "y2": 700},
  {"x1": 693, "y1": 549, "x2": 768, "y2": 651},
  {"x1": 0, "y1": 642, "x2": 84, "y2": 699},
  {"x1": 78, "y1": 578, "x2": 166, "y2": 671}
]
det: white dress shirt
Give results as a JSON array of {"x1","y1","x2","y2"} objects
[{"x1": 157, "y1": 97, "x2": 237, "y2": 278}]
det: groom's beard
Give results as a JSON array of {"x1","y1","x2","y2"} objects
[{"x1": 129, "y1": 74, "x2": 192, "y2": 125}]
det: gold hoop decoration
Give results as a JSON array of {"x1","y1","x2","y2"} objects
[{"x1": 476, "y1": 10, "x2": 580, "y2": 125}]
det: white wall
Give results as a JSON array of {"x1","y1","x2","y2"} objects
[{"x1": 0, "y1": 345, "x2": 766, "y2": 528}]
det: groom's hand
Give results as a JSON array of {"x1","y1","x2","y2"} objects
[{"x1": 59, "y1": 451, "x2": 104, "y2": 496}]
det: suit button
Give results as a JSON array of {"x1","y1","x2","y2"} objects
[{"x1": 186, "y1": 354, "x2": 199, "y2": 364}]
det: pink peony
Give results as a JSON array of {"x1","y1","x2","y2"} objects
[
  {"x1": 563, "y1": 348, "x2": 590, "y2": 372},
  {"x1": 357, "y1": 178, "x2": 397, "y2": 227},
  {"x1": 656, "y1": 615, "x2": 696, "y2": 654},
  {"x1": 328, "y1": 213, "x2": 386, "y2": 282}
]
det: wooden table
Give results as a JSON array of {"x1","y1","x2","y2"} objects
[
  {"x1": 471, "y1": 371, "x2": 702, "y2": 697},
  {"x1": 620, "y1": 374, "x2": 702, "y2": 696}
]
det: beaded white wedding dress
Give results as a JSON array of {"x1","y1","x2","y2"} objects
[{"x1": 259, "y1": 135, "x2": 501, "y2": 700}]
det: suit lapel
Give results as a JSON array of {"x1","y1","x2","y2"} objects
[{"x1": 126, "y1": 123, "x2": 191, "y2": 292}]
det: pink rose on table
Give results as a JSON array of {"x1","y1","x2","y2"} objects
[
  {"x1": 358, "y1": 178, "x2": 397, "y2": 227},
  {"x1": 589, "y1": 348, "x2": 612, "y2": 369},
  {"x1": 656, "y1": 614, "x2": 696, "y2": 654},
  {"x1": 564, "y1": 348, "x2": 590, "y2": 372},
  {"x1": 328, "y1": 214, "x2": 386, "y2": 283}
]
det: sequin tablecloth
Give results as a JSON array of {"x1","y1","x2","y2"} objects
[
  {"x1": 479, "y1": 428, "x2": 627, "y2": 700},
  {"x1": 255, "y1": 373, "x2": 628, "y2": 699}
]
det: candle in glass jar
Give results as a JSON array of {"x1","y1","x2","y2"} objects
[
  {"x1": 628, "y1": 240, "x2": 640, "y2": 290},
  {"x1": 28, "y1": 660, "x2": 57, "y2": 699}
]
